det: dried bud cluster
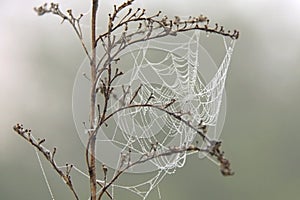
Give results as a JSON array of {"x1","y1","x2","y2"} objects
[
  {"x1": 34, "y1": 3, "x2": 61, "y2": 16},
  {"x1": 206, "y1": 140, "x2": 234, "y2": 176}
]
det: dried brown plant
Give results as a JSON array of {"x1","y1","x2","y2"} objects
[{"x1": 14, "y1": 1, "x2": 238, "y2": 199}]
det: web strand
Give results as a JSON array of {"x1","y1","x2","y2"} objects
[{"x1": 35, "y1": 148, "x2": 55, "y2": 200}]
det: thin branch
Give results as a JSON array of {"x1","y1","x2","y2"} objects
[
  {"x1": 34, "y1": 3, "x2": 92, "y2": 62},
  {"x1": 96, "y1": 180, "x2": 113, "y2": 200},
  {"x1": 129, "y1": 84, "x2": 142, "y2": 104},
  {"x1": 96, "y1": 11, "x2": 239, "y2": 46},
  {"x1": 13, "y1": 124, "x2": 80, "y2": 200},
  {"x1": 102, "y1": 103, "x2": 209, "y2": 143}
]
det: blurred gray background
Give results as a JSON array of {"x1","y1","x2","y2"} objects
[{"x1": 1, "y1": 0, "x2": 300, "y2": 199}]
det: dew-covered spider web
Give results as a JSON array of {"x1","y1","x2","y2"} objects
[{"x1": 72, "y1": 30, "x2": 235, "y2": 199}]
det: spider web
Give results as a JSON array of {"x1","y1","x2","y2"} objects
[
  {"x1": 90, "y1": 30, "x2": 236, "y2": 199},
  {"x1": 33, "y1": 31, "x2": 235, "y2": 199}
]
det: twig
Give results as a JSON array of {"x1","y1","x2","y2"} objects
[
  {"x1": 34, "y1": 3, "x2": 92, "y2": 62},
  {"x1": 13, "y1": 124, "x2": 80, "y2": 200}
]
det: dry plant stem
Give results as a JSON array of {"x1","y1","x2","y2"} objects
[
  {"x1": 12, "y1": 124, "x2": 80, "y2": 200},
  {"x1": 102, "y1": 103, "x2": 208, "y2": 142},
  {"x1": 26, "y1": 1, "x2": 237, "y2": 200},
  {"x1": 97, "y1": 184, "x2": 113, "y2": 200},
  {"x1": 87, "y1": 1, "x2": 99, "y2": 200}
]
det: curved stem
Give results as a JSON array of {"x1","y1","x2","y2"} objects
[{"x1": 88, "y1": 1, "x2": 99, "y2": 200}]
